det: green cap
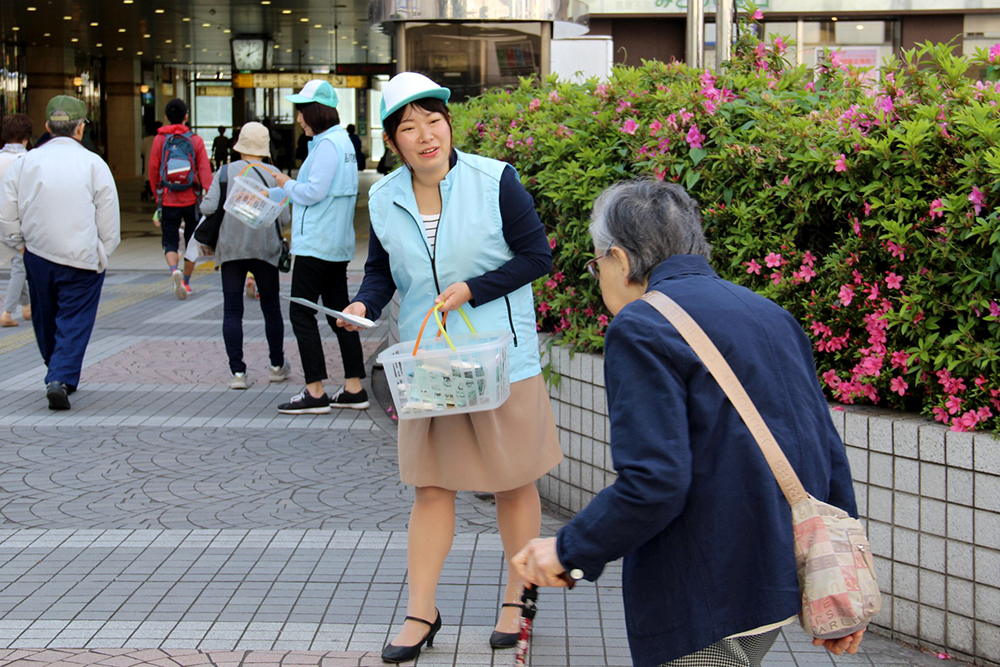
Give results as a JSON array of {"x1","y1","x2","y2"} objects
[
  {"x1": 284, "y1": 80, "x2": 339, "y2": 108},
  {"x1": 46, "y1": 95, "x2": 88, "y2": 122}
]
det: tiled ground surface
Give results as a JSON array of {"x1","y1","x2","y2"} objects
[{"x1": 0, "y1": 259, "x2": 973, "y2": 666}]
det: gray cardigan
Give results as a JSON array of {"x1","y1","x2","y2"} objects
[{"x1": 200, "y1": 160, "x2": 290, "y2": 266}]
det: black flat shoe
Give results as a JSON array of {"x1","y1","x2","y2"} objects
[
  {"x1": 46, "y1": 381, "x2": 71, "y2": 411},
  {"x1": 381, "y1": 609, "x2": 442, "y2": 664},
  {"x1": 489, "y1": 602, "x2": 524, "y2": 649}
]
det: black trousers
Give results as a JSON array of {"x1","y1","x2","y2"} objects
[
  {"x1": 289, "y1": 255, "x2": 366, "y2": 384},
  {"x1": 221, "y1": 259, "x2": 284, "y2": 374}
]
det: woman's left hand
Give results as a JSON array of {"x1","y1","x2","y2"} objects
[
  {"x1": 513, "y1": 538, "x2": 571, "y2": 588},
  {"x1": 435, "y1": 282, "x2": 472, "y2": 312},
  {"x1": 273, "y1": 172, "x2": 291, "y2": 188}
]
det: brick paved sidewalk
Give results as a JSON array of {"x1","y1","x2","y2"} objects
[{"x1": 0, "y1": 269, "x2": 971, "y2": 666}]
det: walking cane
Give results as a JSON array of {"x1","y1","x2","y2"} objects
[{"x1": 514, "y1": 574, "x2": 575, "y2": 666}]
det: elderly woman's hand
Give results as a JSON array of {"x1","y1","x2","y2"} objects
[
  {"x1": 273, "y1": 172, "x2": 291, "y2": 188},
  {"x1": 812, "y1": 629, "x2": 865, "y2": 655},
  {"x1": 435, "y1": 282, "x2": 472, "y2": 312},
  {"x1": 513, "y1": 538, "x2": 571, "y2": 588}
]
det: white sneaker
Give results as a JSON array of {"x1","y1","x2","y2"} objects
[
  {"x1": 172, "y1": 269, "x2": 187, "y2": 300},
  {"x1": 228, "y1": 372, "x2": 249, "y2": 390},
  {"x1": 269, "y1": 360, "x2": 292, "y2": 382}
]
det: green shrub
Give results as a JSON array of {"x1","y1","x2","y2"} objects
[{"x1": 451, "y1": 7, "x2": 1000, "y2": 431}]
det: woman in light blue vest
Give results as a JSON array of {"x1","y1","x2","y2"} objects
[
  {"x1": 340, "y1": 72, "x2": 564, "y2": 663},
  {"x1": 269, "y1": 80, "x2": 368, "y2": 415}
]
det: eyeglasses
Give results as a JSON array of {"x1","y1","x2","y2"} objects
[{"x1": 586, "y1": 244, "x2": 614, "y2": 278}]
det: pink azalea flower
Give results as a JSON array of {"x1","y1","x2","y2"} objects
[
  {"x1": 597, "y1": 314, "x2": 609, "y2": 327},
  {"x1": 945, "y1": 395, "x2": 963, "y2": 415},
  {"x1": 752, "y1": 9, "x2": 763, "y2": 20},
  {"x1": 839, "y1": 284, "x2": 855, "y2": 306},
  {"x1": 548, "y1": 90, "x2": 561, "y2": 102},
  {"x1": 969, "y1": 186, "x2": 985, "y2": 216},
  {"x1": 528, "y1": 98, "x2": 541, "y2": 111},
  {"x1": 653, "y1": 169, "x2": 666, "y2": 181},
  {"x1": 538, "y1": 301, "x2": 551, "y2": 314},
  {"x1": 746, "y1": 259, "x2": 762, "y2": 275},
  {"x1": 890, "y1": 351, "x2": 910, "y2": 370},
  {"x1": 771, "y1": 272, "x2": 782, "y2": 285},
  {"x1": 834, "y1": 154, "x2": 848, "y2": 172},
  {"x1": 649, "y1": 119, "x2": 662, "y2": 136},
  {"x1": 805, "y1": 81, "x2": 816, "y2": 92},
  {"x1": 553, "y1": 271, "x2": 565, "y2": 283},
  {"x1": 929, "y1": 198, "x2": 944, "y2": 219},
  {"x1": 797, "y1": 265, "x2": 817, "y2": 282},
  {"x1": 545, "y1": 279, "x2": 557, "y2": 290},
  {"x1": 885, "y1": 272, "x2": 903, "y2": 289},
  {"x1": 990, "y1": 43, "x2": 1000, "y2": 63},
  {"x1": 764, "y1": 252, "x2": 783, "y2": 268},
  {"x1": 549, "y1": 237, "x2": 557, "y2": 250},
  {"x1": 621, "y1": 118, "x2": 638, "y2": 135},
  {"x1": 863, "y1": 201, "x2": 872, "y2": 217},
  {"x1": 932, "y1": 406, "x2": 950, "y2": 424},
  {"x1": 890, "y1": 377, "x2": 908, "y2": 396},
  {"x1": 990, "y1": 301, "x2": 1000, "y2": 317},
  {"x1": 702, "y1": 99, "x2": 717, "y2": 116},
  {"x1": 781, "y1": 175, "x2": 790, "y2": 185},
  {"x1": 886, "y1": 240, "x2": 906, "y2": 261},
  {"x1": 853, "y1": 219, "x2": 862, "y2": 236},
  {"x1": 801, "y1": 250, "x2": 816, "y2": 266},
  {"x1": 685, "y1": 124, "x2": 704, "y2": 149},
  {"x1": 773, "y1": 37, "x2": 786, "y2": 54}
]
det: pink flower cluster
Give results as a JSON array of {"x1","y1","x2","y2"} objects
[{"x1": 930, "y1": 369, "x2": 995, "y2": 431}]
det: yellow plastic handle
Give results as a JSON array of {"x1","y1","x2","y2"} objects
[
  {"x1": 412, "y1": 302, "x2": 475, "y2": 356},
  {"x1": 238, "y1": 163, "x2": 288, "y2": 206}
]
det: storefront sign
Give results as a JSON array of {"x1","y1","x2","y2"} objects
[
  {"x1": 232, "y1": 73, "x2": 368, "y2": 89},
  {"x1": 591, "y1": 0, "x2": 1000, "y2": 15},
  {"x1": 196, "y1": 86, "x2": 234, "y2": 97}
]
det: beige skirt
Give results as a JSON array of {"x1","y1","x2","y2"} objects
[{"x1": 397, "y1": 373, "x2": 564, "y2": 492}]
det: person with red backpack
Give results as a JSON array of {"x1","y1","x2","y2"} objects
[{"x1": 149, "y1": 98, "x2": 213, "y2": 300}]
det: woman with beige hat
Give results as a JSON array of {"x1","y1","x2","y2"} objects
[{"x1": 199, "y1": 121, "x2": 292, "y2": 389}]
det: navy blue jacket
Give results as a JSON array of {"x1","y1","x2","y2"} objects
[{"x1": 556, "y1": 255, "x2": 857, "y2": 667}]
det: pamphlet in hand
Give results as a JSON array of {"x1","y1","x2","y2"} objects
[{"x1": 285, "y1": 296, "x2": 377, "y2": 329}]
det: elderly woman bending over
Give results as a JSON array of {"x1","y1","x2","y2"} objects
[{"x1": 515, "y1": 180, "x2": 864, "y2": 667}]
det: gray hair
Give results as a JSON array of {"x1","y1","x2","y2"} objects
[
  {"x1": 48, "y1": 118, "x2": 84, "y2": 138},
  {"x1": 589, "y1": 179, "x2": 711, "y2": 282}
]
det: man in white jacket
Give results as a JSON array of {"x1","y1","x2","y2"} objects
[{"x1": 0, "y1": 95, "x2": 120, "y2": 410}]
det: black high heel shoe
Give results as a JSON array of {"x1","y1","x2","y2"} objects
[
  {"x1": 381, "y1": 609, "x2": 442, "y2": 664},
  {"x1": 489, "y1": 602, "x2": 524, "y2": 649}
]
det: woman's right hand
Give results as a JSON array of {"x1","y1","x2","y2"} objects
[{"x1": 337, "y1": 302, "x2": 367, "y2": 331}]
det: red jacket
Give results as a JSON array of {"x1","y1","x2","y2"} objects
[{"x1": 148, "y1": 124, "x2": 213, "y2": 207}]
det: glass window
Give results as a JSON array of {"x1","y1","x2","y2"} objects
[{"x1": 406, "y1": 23, "x2": 543, "y2": 102}]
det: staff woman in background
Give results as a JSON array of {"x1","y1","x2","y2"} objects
[
  {"x1": 269, "y1": 79, "x2": 367, "y2": 415},
  {"x1": 339, "y1": 72, "x2": 564, "y2": 664}
]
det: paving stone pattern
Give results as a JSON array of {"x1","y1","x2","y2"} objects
[{"x1": 0, "y1": 269, "x2": 969, "y2": 666}]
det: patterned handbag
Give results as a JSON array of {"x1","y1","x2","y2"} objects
[{"x1": 641, "y1": 291, "x2": 882, "y2": 640}]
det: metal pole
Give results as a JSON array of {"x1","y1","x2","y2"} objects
[
  {"x1": 686, "y1": 0, "x2": 704, "y2": 70},
  {"x1": 716, "y1": 0, "x2": 734, "y2": 68}
]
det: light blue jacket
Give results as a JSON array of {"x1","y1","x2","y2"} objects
[
  {"x1": 275, "y1": 125, "x2": 358, "y2": 262},
  {"x1": 367, "y1": 150, "x2": 541, "y2": 382}
]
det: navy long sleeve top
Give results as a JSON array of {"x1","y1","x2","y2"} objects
[
  {"x1": 353, "y1": 164, "x2": 551, "y2": 321},
  {"x1": 555, "y1": 256, "x2": 858, "y2": 667}
]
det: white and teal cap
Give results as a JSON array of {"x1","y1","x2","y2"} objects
[
  {"x1": 379, "y1": 72, "x2": 451, "y2": 123},
  {"x1": 285, "y1": 79, "x2": 339, "y2": 108}
]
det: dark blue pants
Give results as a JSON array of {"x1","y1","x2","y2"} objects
[
  {"x1": 23, "y1": 250, "x2": 105, "y2": 389},
  {"x1": 221, "y1": 259, "x2": 284, "y2": 374}
]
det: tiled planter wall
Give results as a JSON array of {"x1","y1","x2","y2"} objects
[{"x1": 538, "y1": 343, "x2": 1000, "y2": 667}]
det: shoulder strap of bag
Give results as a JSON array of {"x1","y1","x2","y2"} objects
[{"x1": 640, "y1": 290, "x2": 809, "y2": 507}]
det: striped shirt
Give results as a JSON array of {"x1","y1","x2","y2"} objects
[{"x1": 421, "y1": 213, "x2": 440, "y2": 251}]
